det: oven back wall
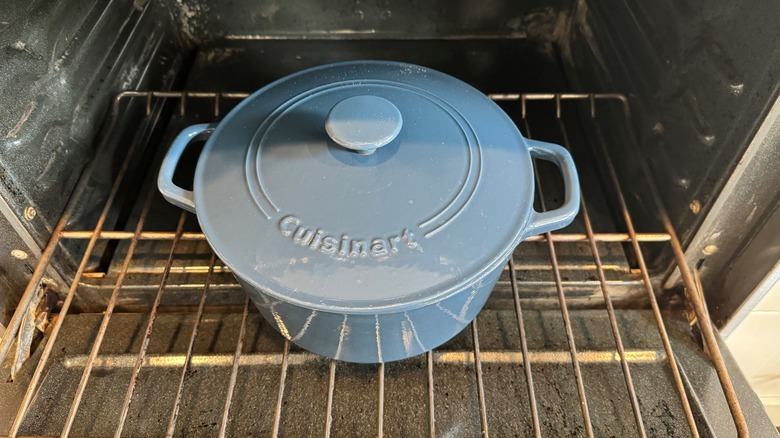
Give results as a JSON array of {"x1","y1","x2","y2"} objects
[{"x1": 166, "y1": 0, "x2": 571, "y2": 43}]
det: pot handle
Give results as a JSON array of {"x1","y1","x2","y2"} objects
[
  {"x1": 524, "y1": 139, "x2": 581, "y2": 237},
  {"x1": 158, "y1": 123, "x2": 215, "y2": 214}
]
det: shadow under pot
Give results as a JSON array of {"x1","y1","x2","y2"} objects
[{"x1": 158, "y1": 60, "x2": 580, "y2": 363}]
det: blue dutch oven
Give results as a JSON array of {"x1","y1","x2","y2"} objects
[{"x1": 158, "y1": 61, "x2": 579, "y2": 363}]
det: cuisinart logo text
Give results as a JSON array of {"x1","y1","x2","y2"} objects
[{"x1": 278, "y1": 215, "x2": 419, "y2": 259}]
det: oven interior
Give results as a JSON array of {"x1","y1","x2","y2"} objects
[{"x1": 1, "y1": 0, "x2": 779, "y2": 436}]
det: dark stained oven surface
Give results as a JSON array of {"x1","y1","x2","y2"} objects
[{"x1": 1, "y1": 0, "x2": 779, "y2": 436}]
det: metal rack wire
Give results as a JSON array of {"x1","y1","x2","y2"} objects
[{"x1": 0, "y1": 93, "x2": 748, "y2": 437}]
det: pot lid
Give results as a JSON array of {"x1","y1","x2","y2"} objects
[{"x1": 194, "y1": 61, "x2": 535, "y2": 312}]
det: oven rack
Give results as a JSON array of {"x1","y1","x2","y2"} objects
[{"x1": 0, "y1": 93, "x2": 747, "y2": 437}]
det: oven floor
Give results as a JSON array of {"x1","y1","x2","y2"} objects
[{"x1": 3, "y1": 309, "x2": 705, "y2": 437}]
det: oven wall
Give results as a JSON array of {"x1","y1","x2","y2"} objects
[
  {"x1": 562, "y1": 0, "x2": 780, "y2": 298},
  {"x1": 0, "y1": 0, "x2": 187, "y2": 316}
]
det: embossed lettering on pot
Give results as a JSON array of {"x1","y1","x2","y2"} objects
[{"x1": 278, "y1": 215, "x2": 419, "y2": 259}]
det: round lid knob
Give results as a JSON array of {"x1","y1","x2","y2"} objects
[{"x1": 325, "y1": 95, "x2": 403, "y2": 155}]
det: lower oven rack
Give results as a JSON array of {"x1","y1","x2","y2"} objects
[{"x1": 0, "y1": 93, "x2": 751, "y2": 437}]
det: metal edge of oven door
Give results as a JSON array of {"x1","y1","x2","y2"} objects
[{"x1": 666, "y1": 314, "x2": 780, "y2": 436}]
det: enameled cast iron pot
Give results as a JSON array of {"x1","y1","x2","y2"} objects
[{"x1": 158, "y1": 61, "x2": 580, "y2": 363}]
